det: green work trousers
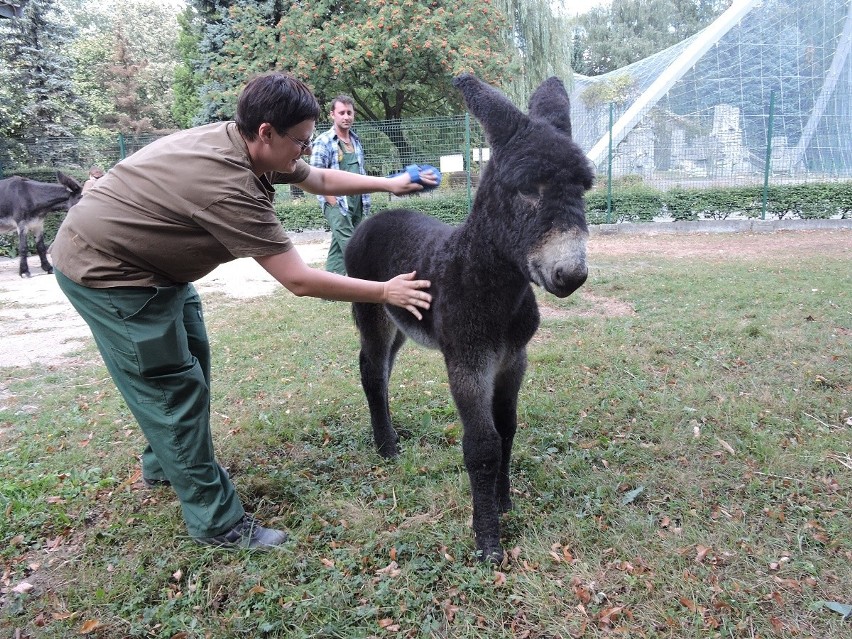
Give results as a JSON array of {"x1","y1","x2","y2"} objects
[
  {"x1": 325, "y1": 146, "x2": 365, "y2": 275},
  {"x1": 54, "y1": 268, "x2": 244, "y2": 538},
  {"x1": 324, "y1": 202, "x2": 363, "y2": 275}
]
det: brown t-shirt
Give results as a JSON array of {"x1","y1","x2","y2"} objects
[{"x1": 52, "y1": 122, "x2": 310, "y2": 288}]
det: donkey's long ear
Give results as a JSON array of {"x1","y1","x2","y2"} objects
[
  {"x1": 57, "y1": 171, "x2": 82, "y2": 193},
  {"x1": 528, "y1": 77, "x2": 573, "y2": 138},
  {"x1": 453, "y1": 74, "x2": 525, "y2": 148}
]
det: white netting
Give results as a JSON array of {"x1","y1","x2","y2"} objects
[{"x1": 570, "y1": 0, "x2": 852, "y2": 184}]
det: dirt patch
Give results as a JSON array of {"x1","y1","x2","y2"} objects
[
  {"x1": 539, "y1": 290, "x2": 637, "y2": 320},
  {"x1": 0, "y1": 239, "x2": 330, "y2": 370},
  {"x1": 588, "y1": 228, "x2": 851, "y2": 261}
]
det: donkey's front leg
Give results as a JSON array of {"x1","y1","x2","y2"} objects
[
  {"x1": 34, "y1": 230, "x2": 53, "y2": 274},
  {"x1": 492, "y1": 349, "x2": 527, "y2": 514},
  {"x1": 448, "y1": 362, "x2": 504, "y2": 562}
]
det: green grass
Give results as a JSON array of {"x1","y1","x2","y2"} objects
[{"x1": 1, "y1": 242, "x2": 850, "y2": 638}]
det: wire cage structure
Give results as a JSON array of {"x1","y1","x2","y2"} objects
[{"x1": 571, "y1": 0, "x2": 852, "y2": 187}]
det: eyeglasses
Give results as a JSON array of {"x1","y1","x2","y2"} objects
[{"x1": 285, "y1": 131, "x2": 315, "y2": 152}]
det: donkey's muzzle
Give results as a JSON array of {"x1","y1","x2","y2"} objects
[
  {"x1": 528, "y1": 228, "x2": 589, "y2": 297},
  {"x1": 550, "y1": 264, "x2": 588, "y2": 298}
]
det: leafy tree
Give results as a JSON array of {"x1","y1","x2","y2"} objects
[
  {"x1": 104, "y1": 25, "x2": 156, "y2": 133},
  {"x1": 69, "y1": 28, "x2": 114, "y2": 128},
  {"x1": 190, "y1": 0, "x2": 285, "y2": 123},
  {"x1": 496, "y1": 0, "x2": 573, "y2": 104},
  {"x1": 199, "y1": 0, "x2": 515, "y2": 161},
  {"x1": 571, "y1": 0, "x2": 729, "y2": 76},
  {"x1": 0, "y1": 0, "x2": 85, "y2": 144},
  {"x1": 64, "y1": 0, "x2": 182, "y2": 130},
  {"x1": 172, "y1": 5, "x2": 204, "y2": 127}
]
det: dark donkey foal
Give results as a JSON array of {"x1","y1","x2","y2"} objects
[
  {"x1": 344, "y1": 74, "x2": 594, "y2": 562},
  {"x1": 0, "y1": 171, "x2": 83, "y2": 277}
]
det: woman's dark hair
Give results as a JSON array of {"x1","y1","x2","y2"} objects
[{"x1": 235, "y1": 73, "x2": 320, "y2": 141}]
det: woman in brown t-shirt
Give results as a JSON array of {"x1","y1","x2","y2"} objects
[{"x1": 52, "y1": 72, "x2": 437, "y2": 550}]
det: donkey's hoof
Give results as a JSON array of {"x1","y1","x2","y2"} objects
[
  {"x1": 476, "y1": 545, "x2": 505, "y2": 564},
  {"x1": 375, "y1": 434, "x2": 400, "y2": 459},
  {"x1": 377, "y1": 443, "x2": 400, "y2": 458}
]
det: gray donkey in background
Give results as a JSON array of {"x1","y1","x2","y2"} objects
[
  {"x1": 344, "y1": 74, "x2": 595, "y2": 562},
  {"x1": 0, "y1": 172, "x2": 83, "y2": 277}
]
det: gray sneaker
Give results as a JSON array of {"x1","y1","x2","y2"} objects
[{"x1": 195, "y1": 515, "x2": 288, "y2": 550}]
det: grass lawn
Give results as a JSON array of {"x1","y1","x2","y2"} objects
[{"x1": 1, "y1": 230, "x2": 850, "y2": 638}]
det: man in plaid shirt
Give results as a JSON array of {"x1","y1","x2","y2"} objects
[{"x1": 309, "y1": 95, "x2": 371, "y2": 275}]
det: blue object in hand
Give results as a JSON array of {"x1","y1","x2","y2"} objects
[{"x1": 388, "y1": 164, "x2": 442, "y2": 192}]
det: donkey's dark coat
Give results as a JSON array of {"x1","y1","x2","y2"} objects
[
  {"x1": 0, "y1": 171, "x2": 82, "y2": 277},
  {"x1": 344, "y1": 75, "x2": 594, "y2": 561}
]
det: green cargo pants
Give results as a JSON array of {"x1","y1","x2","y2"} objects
[
  {"x1": 324, "y1": 203, "x2": 364, "y2": 276},
  {"x1": 55, "y1": 268, "x2": 244, "y2": 538}
]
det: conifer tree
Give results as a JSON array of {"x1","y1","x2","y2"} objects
[{"x1": 0, "y1": 0, "x2": 84, "y2": 145}]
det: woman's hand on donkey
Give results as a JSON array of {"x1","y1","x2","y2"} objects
[{"x1": 383, "y1": 272, "x2": 431, "y2": 320}]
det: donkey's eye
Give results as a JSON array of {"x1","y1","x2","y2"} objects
[{"x1": 519, "y1": 185, "x2": 543, "y2": 203}]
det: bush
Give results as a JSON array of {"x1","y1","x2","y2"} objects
[
  {"x1": 274, "y1": 191, "x2": 475, "y2": 231},
  {"x1": 4, "y1": 167, "x2": 87, "y2": 183}
]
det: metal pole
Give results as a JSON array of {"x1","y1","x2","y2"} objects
[
  {"x1": 606, "y1": 102, "x2": 614, "y2": 224},
  {"x1": 761, "y1": 90, "x2": 776, "y2": 221},
  {"x1": 119, "y1": 132, "x2": 127, "y2": 161},
  {"x1": 465, "y1": 113, "x2": 472, "y2": 215}
]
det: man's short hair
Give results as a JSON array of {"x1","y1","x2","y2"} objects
[
  {"x1": 236, "y1": 73, "x2": 320, "y2": 141},
  {"x1": 329, "y1": 95, "x2": 355, "y2": 112}
]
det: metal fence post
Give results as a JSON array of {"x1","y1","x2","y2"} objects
[
  {"x1": 761, "y1": 90, "x2": 776, "y2": 220},
  {"x1": 118, "y1": 132, "x2": 126, "y2": 160},
  {"x1": 464, "y1": 112, "x2": 472, "y2": 215},
  {"x1": 606, "y1": 102, "x2": 614, "y2": 224}
]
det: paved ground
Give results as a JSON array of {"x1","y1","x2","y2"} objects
[{"x1": 0, "y1": 236, "x2": 330, "y2": 369}]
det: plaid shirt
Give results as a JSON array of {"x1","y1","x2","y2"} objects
[{"x1": 308, "y1": 127, "x2": 371, "y2": 216}]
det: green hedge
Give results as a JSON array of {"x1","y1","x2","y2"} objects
[
  {"x1": 4, "y1": 181, "x2": 848, "y2": 260},
  {"x1": 585, "y1": 181, "x2": 851, "y2": 223},
  {"x1": 4, "y1": 167, "x2": 88, "y2": 183},
  {"x1": 272, "y1": 191, "x2": 474, "y2": 232}
]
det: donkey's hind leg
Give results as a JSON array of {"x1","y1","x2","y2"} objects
[
  {"x1": 353, "y1": 303, "x2": 406, "y2": 458},
  {"x1": 17, "y1": 227, "x2": 31, "y2": 278}
]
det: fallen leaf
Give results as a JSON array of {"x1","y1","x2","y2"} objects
[
  {"x1": 12, "y1": 581, "x2": 34, "y2": 594},
  {"x1": 716, "y1": 437, "x2": 736, "y2": 455},
  {"x1": 376, "y1": 561, "x2": 401, "y2": 578},
  {"x1": 78, "y1": 619, "x2": 102, "y2": 634},
  {"x1": 679, "y1": 597, "x2": 698, "y2": 613},
  {"x1": 378, "y1": 618, "x2": 397, "y2": 629},
  {"x1": 494, "y1": 571, "x2": 507, "y2": 586}
]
